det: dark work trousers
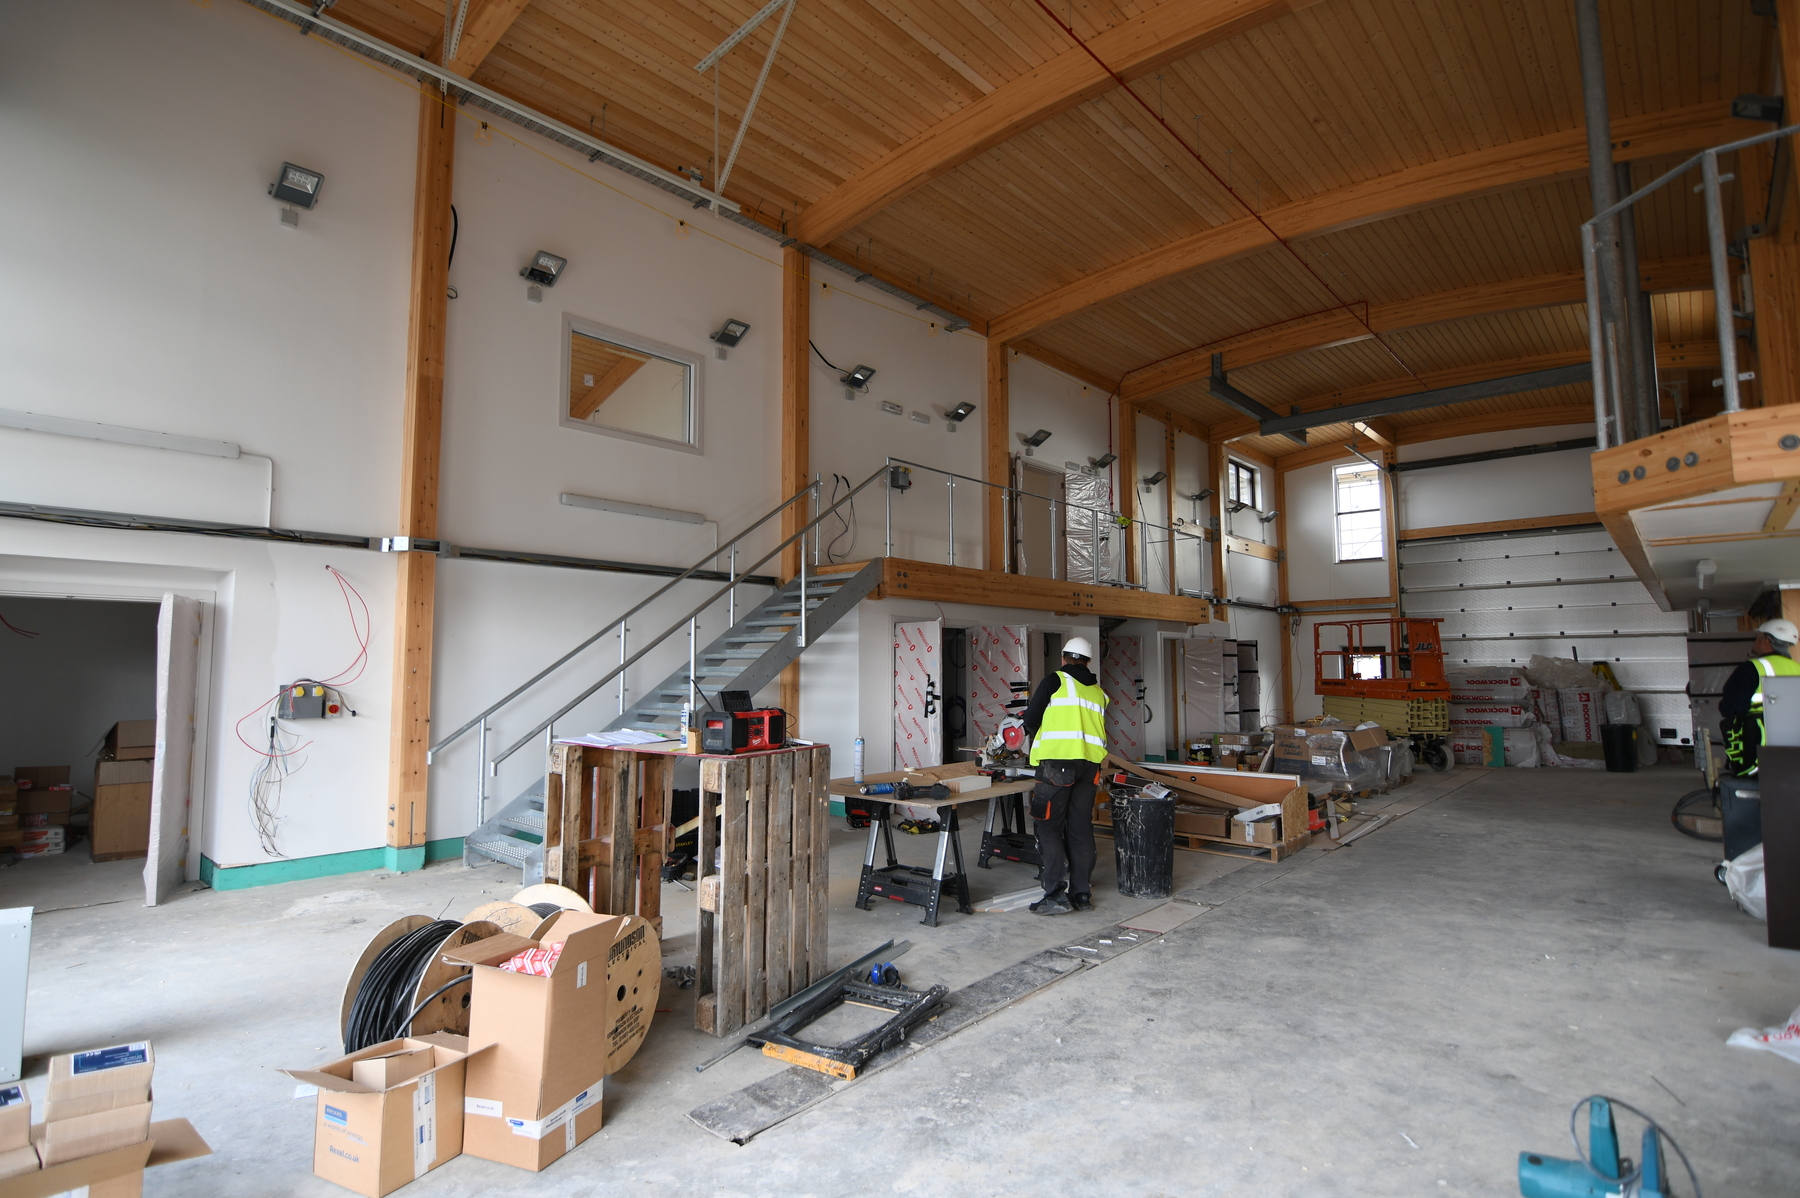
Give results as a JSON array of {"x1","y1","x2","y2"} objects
[{"x1": 1032, "y1": 762, "x2": 1098, "y2": 898}]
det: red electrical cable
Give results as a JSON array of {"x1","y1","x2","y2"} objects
[
  {"x1": 234, "y1": 566, "x2": 373, "y2": 758},
  {"x1": 0, "y1": 613, "x2": 38, "y2": 639},
  {"x1": 1024, "y1": 0, "x2": 1421, "y2": 387}
]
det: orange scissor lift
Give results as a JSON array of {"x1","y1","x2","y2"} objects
[{"x1": 1313, "y1": 617, "x2": 1453, "y2": 771}]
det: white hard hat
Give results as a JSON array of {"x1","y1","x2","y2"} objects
[
  {"x1": 1759, "y1": 618, "x2": 1799, "y2": 645},
  {"x1": 1063, "y1": 636, "x2": 1095, "y2": 660}
]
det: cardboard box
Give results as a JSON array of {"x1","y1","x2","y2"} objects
[
  {"x1": 350, "y1": 1046, "x2": 436, "y2": 1092},
  {"x1": 16, "y1": 792, "x2": 70, "y2": 819},
  {"x1": 105, "y1": 722, "x2": 157, "y2": 762},
  {"x1": 446, "y1": 913, "x2": 627, "y2": 1172},
  {"x1": 91, "y1": 785, "x2": 152, "y2": 860},
  {"x1": 0, "y1": 1119, "x2": 209, "y2": 1198},
  {"x1": 0, "y1": 1085, "x2": 27, "y2": 1152},
  {"x1": 1234, "y1": 817, "x2": 1278, "y2": 845},
  {"x1": 95, "y1": 760, "x2": 153, "y2": 787},
  {"x1": 34, "y1": 1102, "x2": 152, "y2": 1166},
  {"x1": 0, "y1": 1145, "x2": 36, "y2": 1183},
  {"x1": 284, "y1": 1032, "x2": 484, "y2": 1198},
  {"x1": 45, "y1": 1042, "x2": 154, "y2": 1123},
  {"x1": 12, "y1": 767, "x2": 69, "y2": 791},
  {"x1": 1173, "y1": 808, "x2": 1229, "y2": 838},
  {"x1": 1344, "y1": 725, "x2": 1388, "y2": 752}
]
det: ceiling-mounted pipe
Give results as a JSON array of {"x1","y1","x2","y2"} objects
[{"x1": 1574, "y1": 0, "x2": 1638, "y2": 444}]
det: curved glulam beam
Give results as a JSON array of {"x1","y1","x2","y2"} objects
[
  {"x1": 794, "y1": 0, "x2": 1325, "y2": 246},
  {"x1": 991, "y1": 102, "x2": 1751, "y2": 346}
]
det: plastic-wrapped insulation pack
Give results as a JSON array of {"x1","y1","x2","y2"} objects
[{"x1": 1062, "y1": 468, "x2": 1115, "y2": 584}]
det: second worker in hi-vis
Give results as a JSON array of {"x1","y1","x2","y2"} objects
[{"x1": 1019, "y1": 636, "x2": 1108, "y2": 915}]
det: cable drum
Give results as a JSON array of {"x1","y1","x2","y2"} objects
[
  {"x1": 340, "y1": 919, "x2": 501, "y2": 1054},
  {"x1": 407, "y1": 920, "x2": 501, "y2": 1040}
]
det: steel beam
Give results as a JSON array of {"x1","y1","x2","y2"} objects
[
  {"x1": 1209, "y1": 354, "x2": 1307, "y2": 444},
  {"x1": 1256, "y1": 364, "x2": 1591, "y2": 437}
]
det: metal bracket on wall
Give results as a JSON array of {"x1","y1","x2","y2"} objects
[{"x1": 373, "y1": 537, "x2": 459, "y2": 556}]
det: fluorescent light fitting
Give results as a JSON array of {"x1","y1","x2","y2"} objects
[
  {"x1": 710, "y1": 319, "x2": 750, "y2": 347},
  {"x1": 521, "y1": 251, "x2": 567, "y2": 287},
  {"x1": 269, "y1": 162, "x2": 324, "y2": 208},
  {"x1": 560, "y1": 492, "x2": 705, "y2": 525},
  {"x1": 842, "y1": 365, "x2": 876, "y2": 390},
  {"x1": 946, "y1": 402, "x2": 976, "y2": 422},
  {"x1": 1022, "y1": 429, "x2": 1052, "y2": 447},
  {"x1": 1090, "y1": 452, "x2": 1117, "y2": 469}
]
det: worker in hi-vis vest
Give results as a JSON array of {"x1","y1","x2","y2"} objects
[
  {"x1": 1021, "y1": 636, "x2": 1108, "y2": 915},
  {"x1": 1721, "y1": 617, "x2": 1800, "y2": 776}
]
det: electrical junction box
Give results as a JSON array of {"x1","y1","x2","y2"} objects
[{"x1": 278, "y1": 684, "x2": 344, "y2": 720}]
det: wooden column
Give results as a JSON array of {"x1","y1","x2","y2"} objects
[
  {"x1": 985, "y1": 340, "x2": 1010, "y2": 570},
  {"x1": 780, "y1": 248, "x2": 810, "y2": 724},
  {"x1": 387, "y1": 84, "x2": 456, "y2": 857},
  {"x1": 1384, "y1": 446, "x2": 1401, "y2": 606},
  {"x1": 1741, "y1": 1, "x2": 1800, "y2": 407},
  {"x1": 1118, "y1": 402, "x2": 1138, "y2": 584}
]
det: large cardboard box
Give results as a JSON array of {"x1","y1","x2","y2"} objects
[
  {"x1": 105, "y1": 722, "x2": 157, "y2": 762},
  {"x1": 16, "y1": 791, "x2": 71, "y2": 823},
  {"x1": 95, "y1": 760, "x2": 152, "y2": 787},
  {"x1": 284, "y1": 1033, "x2": 486, "y2": 1198},
  {"x1": 45, "y1": 1042, "x2": 154, "y2": 1122},
  {"x1": 0, "y1": 1118, "x2": 210, "y2": 1198},
  {"x1": 445, "y1": 912, "x2": 632, "y2": 1172},
  {"x1": 0, "y1": 1085, "x2": 27, "y2": 1151},
  {"x1": 12, "y1": 767, "x2": 69, "y2": 791},
  {"x1": 1173, "y1": 808, "x2": 1230, "y2": 838},
  {"x1": 0, "y1": 1145, "x2": 35, "y2": 1183},
  {"x1": 91, "y1": 785, "x2": 152, "y2": 860}
]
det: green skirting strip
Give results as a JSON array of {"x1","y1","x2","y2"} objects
[{"x1": 201, "y1": 837, "x2": 464, "y2": 891}]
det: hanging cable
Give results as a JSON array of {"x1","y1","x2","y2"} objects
[
  {"x1": 825, "y1": 472, "x2": 857, "y2": 562},
  {"x1": 343, "y1": 920, "x2": 463, "y2": 1054},
  {"x1": 0, "y1": 612, "x2": 38, "y2": 639},
  {"x1": 808, "y1": 340, "x2": 846, "y2": 374}
]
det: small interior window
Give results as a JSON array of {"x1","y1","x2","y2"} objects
[{"x1": 564, "y1": 325, "x2": 697, "y2": 450}]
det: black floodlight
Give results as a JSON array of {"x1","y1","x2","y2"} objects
[
  {"x1": 1225, "y1": 498, "x2": 1249, "y2": 514},
  {"x1": 1732, "y1": 93, "x2": 1785, "y2": 124},
  {"x1": 947, "y1": 401, "x2": 977, "y2": 422},
  {"x1": 1090, "y1": 452, "x2": 1117, "y2": 469},
  {"x1": 269, "y1": 162, "x2": 324, "y2": 208},
  {"x1": 711, "y1": 319, "x2": 751, "y2": 347},
  {"x1": 1191, "y1": 487, "x2": 1215, "y2": 501},
  {"x1": 520, "y1": 251, "x2": 568, "y2": 287},
  {"x1": 1142, "y1": 470, "x2": 1168, "y2": 488},
  {"x1": 1021, "y1": 429, "x2": 1052, "y2": 447},
  {"x1": 842, "y1": 365, "x2": 876, "y2": 390}
]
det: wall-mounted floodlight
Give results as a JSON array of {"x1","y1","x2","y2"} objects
[
  {"x1": 1189, "y1": 488, "x2": 1215, "y2": 501},
  {"x1": 1020, "y1": 428, "x2": 1052, "y2": 457},
  {"x1": 1225, "y1": 498, "x2": 1249, "y2": 514},
  {"x1": 521, "y1": 251, "x2": 567, "y2": 287},
  {"x1": 841, "y1": 365, "x2": 876, "y2": 392},
  {"x1": 1141, "y1": 470, "x2": 1167, "y2": 489},
  {"x1": 946, "y1": 402, "x2": 976, "y2": 422},
  {"x1": 1257, "y1": 509, "x2": 1280, "y2": 524},
  {"x1": 711, "y1": 319, "x2": 750, "y2": 346},
  {"x1": 1090, "y1": 452, "x2": 1117, "y2": 469},
  {"x1": 270, "y1": 162, "x2": 324, "y2": 208}
]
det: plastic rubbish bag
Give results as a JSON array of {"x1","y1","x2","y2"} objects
[
  {"x1": 1503, "y1": 727, "x2": 1540, "y2": 767},
  {"x1": 1725, "y1": 844, "x2": 1767, "y2": 920},
  {"x1": 1526, "y1": 654, "x2": 1607, "y2": 693},
  {"x1": 1603, "y1": 690, "x2": 1642, "y2": 726},
  {"x1": 1726, "y1": 1001, "x2": 1800, "y2": 1065}
]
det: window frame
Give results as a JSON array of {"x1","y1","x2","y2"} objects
[
  {"x1": 1332, "y1": 461, "x2": 1387, "y2": 562},
  {"x1": 1227, "y1": 459, "x2": 1259, "y2": 511},
  {"x1": 559, "y1": 315, "x2": 704, "y2": 455}
]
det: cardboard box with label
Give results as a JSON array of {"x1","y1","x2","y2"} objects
[
  {"x1": 45, "y1": 1042, "x2": 154, "y2": 1123},
  {"x1": 284, "y1": 1032, "x2": 487, "y2": 1198},
  {"x1": 105, "y1": 721, "x2": 158, "y2": 762},
  {"x1": 444, "y1": 911, "x2": 657, "y2": 1172}
]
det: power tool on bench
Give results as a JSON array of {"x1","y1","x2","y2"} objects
[
  {"x1": 700, "y1": 690, "x2": 785, "y2": 754},
  {"x1": 1519, "y1": 1095, "x2": 1699, "y2": 1197}
]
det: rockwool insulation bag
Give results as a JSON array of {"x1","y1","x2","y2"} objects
[
  {"x1": 1503, "y1": 727, "x2": 1541, "y2": 767},
  {"x1": 1447, "y1": 668, "x2": 1530, "y2": 703},
  {"x1": 1449, "y1": 702, "x2": 1532, "y2": 729},
  {"x1": 1533, "y1": 687, "x2": 1562, "y2": 731},
  {"x1": 1560, "y1": 689, "x2": 1606, "y2": 742}
]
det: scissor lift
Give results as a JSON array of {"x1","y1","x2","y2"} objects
[{"x1": 1313, "y1": 617, "x2": 1452, "y2": 771}]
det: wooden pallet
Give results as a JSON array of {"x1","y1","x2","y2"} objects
[
  {"x1": 546, "y1": 743, "x2": 675, "y2": 929},
  {"x1": 694, "y1": 746, "x2": 830, "y2": 1038},
  {"x1": 1094, "y1": 822, "x2": 1309, "y2": 864}
]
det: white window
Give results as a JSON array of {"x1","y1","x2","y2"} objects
[
  {"x1": 1227, "y1": 459, "x2": 1259, "y2": 510},
  {"x1": 1333, "y1": 462, "x2": 1385, "y2": 561},
  {"x1": 561, "y1": 318, "x2": 701, "y2": 452}
]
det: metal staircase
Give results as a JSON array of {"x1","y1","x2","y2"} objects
[
  {"x1": 460, "y1": 562, "x2": 881, "y2": 880},
  {"x1": 433, "y1": 466, "x2": 895, "y2": 885}
]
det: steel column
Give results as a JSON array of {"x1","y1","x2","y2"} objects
[
  {"x1": 1575, "y1": 0, "x2": 1637, "y2": 443},
  {"x1": 1703, "y1": 150, "x2": 1744, "y2": 412}
]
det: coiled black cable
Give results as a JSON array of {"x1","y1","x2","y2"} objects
[
  {"x1": 527, "y1": 903, "x2": 563, "y2": 918},
  {"x1": 343, "y1": 920, "x2": 462, "y2": 1054}
]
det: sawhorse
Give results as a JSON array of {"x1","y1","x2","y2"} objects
[
  {"x1": 977, "y1": 791, "x2": 1042, "y2": 871},
  {"x1": 854, "y1": 801, "x2": 973, "y2": 927}
]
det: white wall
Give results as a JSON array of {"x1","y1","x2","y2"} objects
[
  {"x1": 1396, "y1": 424, "x2": 1598, "y2": 531},
  {"x1": 0, "y1": 596, "x2": 160, "y2": 788},
  {"x1": 1285, "y1": 460, "x2": 1391, "y2": 603}
]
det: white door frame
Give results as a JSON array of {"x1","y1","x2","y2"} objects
[{"x1": 0, "y1": 577, "x2": 217, "y2": 884}]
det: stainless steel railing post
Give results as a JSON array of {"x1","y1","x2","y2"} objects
[
  {"x1": 475, "y1": 717, "x2": 487, "y2": 825},
  {"x1": 617, "y1": 623, "x2": 627, "y2": 715},
  {"x1": 947, "y1": 475, "x2": 955, "y2": 566},
  {"x1": 1049, "y1": 497, "x2": 1058, "y2": 580},
  {"x1": 799, "y1": 551, "x2": 808, "y2": 648},
  {"x1": 688, "y1": 617, "x2": 699, "y2": 709},
  {"x1": 728, "y1": 545, "x2": 737, "y2": 626}
]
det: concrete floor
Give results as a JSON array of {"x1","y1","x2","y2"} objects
[{"x1": 4, "y1": 764, "x2": 1797, "y2": 1195}]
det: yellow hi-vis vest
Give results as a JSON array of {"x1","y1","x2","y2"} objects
[
  {"x1": 1029, "y1": 671, "x2": 1109, "y2": 765},
  {"x1": 1750, "y1": 653, "x2": 1800, "y2": 710}
]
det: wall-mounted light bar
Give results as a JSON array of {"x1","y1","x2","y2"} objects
[{"x1": 560, "y1": 492, "x2": 705, "y2": 524}]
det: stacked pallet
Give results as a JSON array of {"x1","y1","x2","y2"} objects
[{"x1": 1320, "y1": 695, "x2": 1448, "y2": 734}]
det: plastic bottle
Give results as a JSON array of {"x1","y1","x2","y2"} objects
[{"x1": 853, "y1": 737, "x2": 865, "y2": 783}]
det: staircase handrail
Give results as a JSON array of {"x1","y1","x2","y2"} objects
[
  {"x1": 488, "y1": 464, "x2": 893, "y2": 767},
  {"x1": 430, "y1": 478, "x2": 825, "y2": 760}
]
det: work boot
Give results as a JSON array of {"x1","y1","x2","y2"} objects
[
  {"x1": 1068, "y1": 893, "x2": 1092, "y2": 911},
  {"x1": 1030, "y1": 892, "x2": 1073, "y2": 916}
]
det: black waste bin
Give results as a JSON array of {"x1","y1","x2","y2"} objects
[
  {"x1": 1719, "y1": 774, "x2": 1762, "y2": 860},
  {"x1": 1111, "y1": 792, "x2": 1175, "y2": 899},
  {"x1": 1601, "y1": 724, "x2": 1638, "y2": 773}
]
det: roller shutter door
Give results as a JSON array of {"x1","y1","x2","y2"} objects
[{"x1": 1400, "y1": 528, "x2": 1693, "y2": 744}]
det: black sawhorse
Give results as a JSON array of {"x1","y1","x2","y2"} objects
[
  {"x1": 977, "y1": 791, "x2": 1043, "y2": 870},
  {"x1": 853, "y1": 801, "x2": 973, "y2": 926}
]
